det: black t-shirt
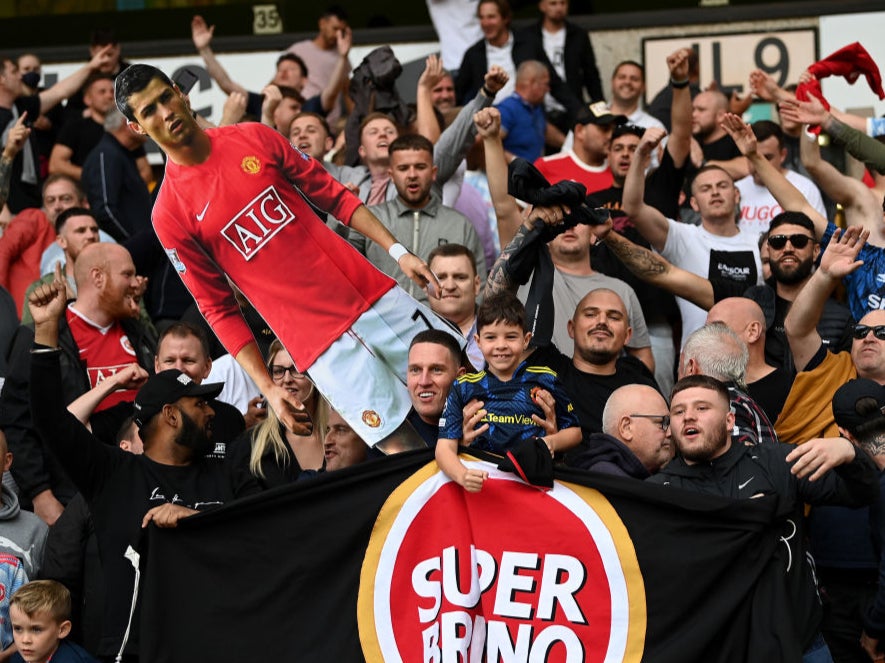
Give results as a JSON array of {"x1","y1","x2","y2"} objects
[
  {"x1": 747, "y1": 367, "x2": 793, "y2": 423},
  {"x1": 529, "y1": 344, "x2": 660, "y2": 436},
  {"x1": 55, "y1": 116, "x2": 105, "y2": 166},
  {"x1": 700, "y1": 132, "x2": 742, "y2": 162}
]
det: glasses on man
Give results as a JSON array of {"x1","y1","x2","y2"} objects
[
  {"x1": 851, "y1": 324, "x2": 885, "y2": 341},
  {"x1": 270, "y1": 365, "x2": 303, "y2": 380},
  {"x1": 630, "y1": 414, "x2": 670, "y2": 430},
  {"x1": 766, "y1": 234, "x2": 815, "y2": 250}
]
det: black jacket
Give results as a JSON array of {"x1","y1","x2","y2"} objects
[
  {"x1": 514, "y1": 19, "x2": 603, "y2": 105},
  {"x1": 649, "y1": 440, "x2": 879, "y2": 651},
  {"x1": 567, "y1": 433, "x2": 650, "y2": 479},
  {"x1": 0, "y1": 313, "x2": 156, "y2": 502},
  {"x1": 454, "y1": 32, "x2": 583, "y2": 120}
]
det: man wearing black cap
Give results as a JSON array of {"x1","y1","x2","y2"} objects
[
  {"x1": 27, "y1": 279, "x2": 258, "y2": 662},
  {"x1": 830, "y1": 379, "x2": 885, "y2": 663},
  {"x1": 533, "y1": 101, "x2": 626, "y2": 194}
]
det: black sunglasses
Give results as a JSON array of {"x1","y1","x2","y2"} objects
[
  {"x1": 767, "y1": 234, "x2": 815, "y2": 250},
  {"x1": 851, "y1": 324, "x2": 885, "y2": 341}
]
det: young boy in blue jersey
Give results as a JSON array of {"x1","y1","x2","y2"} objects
[{"x1": 435, "y1": 293, "x2": 581, "y2": 492}]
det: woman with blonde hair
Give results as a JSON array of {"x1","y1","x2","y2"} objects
[{"x1": 229, "y1": 339, "x2": 328, "y2": 489}]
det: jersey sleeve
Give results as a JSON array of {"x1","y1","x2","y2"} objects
[
  {"x1": 550, "y1": 376, "x2": 580, "y2": 431},
  {"x1": 262, "y1": 124, "x2": 364, "y2": 226},
  {"x1": 152, "y1": 197, "x2": 255, "y2": 358},
  {"x1": 438, "y1": 382, "x2": 467, "y2": 442}
]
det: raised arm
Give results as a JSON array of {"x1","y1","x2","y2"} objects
[
  {"x1": 433, "y1": 67, "x2": 508, "y2": 184},
  {"x1": 785, "y1": 226, "x2": 868, "y2": 371},
  {"x1": 38, "y1": 46, "x2": 114, "y2": 114},
  {"x1": 319, "y1": 26, "x2": 352, "y2": 113},
  {"x1": 191, "y1": 15, "x2": 248, "y2": 97},
  {"x1": 666, "y1": 48, "x2": 693, "y2": 168},
  {"x1": 415, "y1": 55, "x2": 445, "y2": 145},
  {"x1": 800, "y1": 124, "x2": 880, "y2": 235},
  {"x1": 721, "y1": 113, "x2": 828, "y2": 239},
  {"x1": 0, "y1": 113, "x2": 28, "y2": 212},
  {"x1": 621, "y1": 130, "x2": 670, "y2": 251},
  {"x1": 475, "y1": 107, "x2": 522, "y2": 247},
  {"x1": 748, "y1": 69, "x2": 796, "y2": 105},
  {"x1": 595, "y1": 217, "x2": 715, "y2": 310},
  {"x1": 66, "y1": 363, "x2": 148, "y2": 426}
]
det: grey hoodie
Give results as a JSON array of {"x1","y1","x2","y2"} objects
[{"x1": 0, "y1": 480, "x2": 48, "y2": 578}]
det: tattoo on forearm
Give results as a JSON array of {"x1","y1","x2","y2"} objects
[
  {"x1": 485, "y1": 225, "x2": 530, "y2": 297},
  {"x1": 604, "y1": 233, "x2": 668, "y2": 278}
]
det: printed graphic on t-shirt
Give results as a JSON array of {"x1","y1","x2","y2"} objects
[
  {"x1": 708, "y1": 249, "x2": 757, "y2": 284},
  {"x1": 221, "y1": 185, "x2": 297, "y2": 260}
]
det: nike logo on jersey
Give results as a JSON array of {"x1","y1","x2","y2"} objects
[
  {"x1": 196, "y1": 201, "x2": 210, "y2": 221},
  {"x1": 738, "y1": 477, "x2": 754, "y2": 490}
]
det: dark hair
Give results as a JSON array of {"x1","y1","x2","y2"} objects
[
  {"x1": 276, "y1": 53, "x2": 308, "y2": 80},
  {"x1": 751, "y1": 120, "x2": 785, "y2": 150},
  {"x1": 613, "y1": 60, "x2": 644, "y2": 80},
  {"x1": 115, "y1": 416, "x2": 136, "y2": 445},
  {"x1": 853, "y1": 399, "x2": 885, "y2": 440},
  {"x1": 389, "y1": 133, "x2": 434, "y2": 158},
  {"x1": 321, "y1": 5, "x2": 349, "y2": 21},
  {"x1": 114, "y1": 63, "x2": 174, "y2": 121},
  {"x1": 476, "y1": 292, "x2": 526, "y2": 332},
  {"x1": 612, "y1": 124, "x2": 645, "y2": 141},
  {"x1": 477, "y1": 0, "x2": 511, "y2": 21},
  {"x1": 670, "y1": 375, "x2": 731, "y2": 407},
  {"x1": 91, "y1": 27, "x2": 118, "y2": 47},
  {"x1": 276, "y1": 85, "x2": 305, "y2": 104},
  {"x1": 84, "y1": 72, "x2": 115, "y2": 92},
  {"x1": 410, "y1": 329, "x2": 463, "y2": 364},
  {"x1": 427, "y1": 243, "x2": 477, "y2": 276},
  {"x1": 55, "y1": 207, "x2": 96, "y2": 234},
  {"x1": 158, "y1": 321, "x2": 211, "y2": 359},
  {"x1": 768, "y1": 210, "x2": 816, "y2": 235},
  {"x1": 292, "y1": 111, "x2": 333, "y2": 138}
]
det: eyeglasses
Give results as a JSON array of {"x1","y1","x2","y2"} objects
[
  {"x1": 851, "y1": 324, "x2": 885, "y2": 341},
  {"x1": 767, "y1": 234, "x2": 815, "y2": 250},
  {"x1": 270, "y1": 364, "x2": 303, "y2": 380},
  {"x1": 630, "y1": 414, "x2": 670, "y2": 430}
]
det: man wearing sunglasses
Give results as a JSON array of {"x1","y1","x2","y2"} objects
[{"x1": 567, "y1": 384, "x2": 672, "y2": 478}]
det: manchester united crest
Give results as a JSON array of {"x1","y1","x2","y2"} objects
[
  {"x1": 362, "y1": 410, "x2": 382, "y2": 428},
  {"x1": 241, "y1": 156, "x2": 261, "y2": 174}
]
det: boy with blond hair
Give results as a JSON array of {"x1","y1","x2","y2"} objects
[{"x1": 9, "y1": 580, "x2": 97, "y2": 663}]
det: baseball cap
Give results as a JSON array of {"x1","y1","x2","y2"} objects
[
  {"x1": 132, "y1": 370, "x2": 223, "y2": 430},
  {"x1": 832, "y1": 378, "x2": 885, "y2": 434},
  {"x1": 575, "y1": 101, "x2": 627, "y2": 127}
]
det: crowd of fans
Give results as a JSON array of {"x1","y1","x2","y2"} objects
[{"x1": 0, "y1": 1, "x2": 885, "y2": 661}]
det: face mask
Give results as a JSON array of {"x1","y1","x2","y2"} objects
[{"x1": 21, "y1": 72, "x2": 41, "y2": 89}]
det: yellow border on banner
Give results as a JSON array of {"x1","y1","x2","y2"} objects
[{"x1": 358, "y1": 458, "x2": 647, "y2": 662}]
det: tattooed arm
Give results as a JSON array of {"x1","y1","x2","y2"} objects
[{"x1": 597, "y1": 220, "x2": 715, "y2": 311}]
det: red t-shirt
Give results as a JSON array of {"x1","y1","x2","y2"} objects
[
  {"x1": 533, "y1": 150, "x2": 613, "y2": 194},
  {"x1": 66, "y1": 306, "x2": 139, "y2": 411},
  {"x1": 152, "y1": 123, "x2": 395, "y2": 370}
]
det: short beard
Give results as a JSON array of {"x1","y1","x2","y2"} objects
[
  {"x1": 576, "y1": 345, "x2": 618, "y2": 366},
  {"x1": 678, "y1": 421, "x2": 730, "y2": 463},
  {"x1": 175, "y1": 409, "x2": 214, "y2": 458},
  {"x1": 770, "y1": 255, "x2": 813, "y2": 285}
]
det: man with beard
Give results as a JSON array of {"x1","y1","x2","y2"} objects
[
  {"x1": 353, "y1": 134, "x2": 486, "y2": 304},
  {"x1": 649, "y1": 374, "x2": 878, "y2": 663},
  {"x1": 0, "y1": 243, "x2": 156, "y2": 525},
  {"x1": 27, "y1": 276, "x2": 258, "y2": 662},
  {"x1": 530, "y1": 288, "x2": 659, "y2": 436}
]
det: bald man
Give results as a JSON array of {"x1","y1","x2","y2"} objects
[
  {"x1": 567, "y1": 384, "x2": 672, "y2": 478},
  {"x1": 706, "y1": 297, "x2": 792, "y2": 422},
  {"x1": 0, "y1": 241, "x2": 156, "y2": 525},
  {"x1": 498, "y1": 60, "x2": 550, "y2": 161}
]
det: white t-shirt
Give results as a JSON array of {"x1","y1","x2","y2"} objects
[
  {"x1": 426, "y1": 0, "x2": 483, "y2": 71},
  {"x1": 736, "y1": 169, "x2": 827, "y2": 237},
  {"x1": 486, "y1": 35, "x2": 516, "y2": 101},
  {"x1": 206, "y1": 354, "x2": 261, "y2": 413},
  {"x1": 662, "y1": 219, "x2": 763, "y2": 346},
  {"x1": 518, "y1": 269, "x2": 651, "y2": 356}
]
